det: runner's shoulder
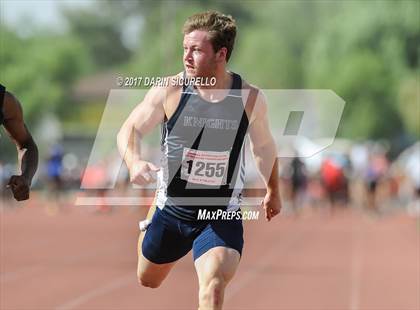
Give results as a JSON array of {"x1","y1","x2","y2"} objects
[
  {"x1": 241, "y1": 79, "x2": 260, "y2": 93},
  {"x1": 240, "y1": 79, "x2": 267, "y2": 123},
  {"x1": 2, "y1": 91, "x2": 23, "y2": 121},
  {"x1": 150, "y1": 72, "x2": 184, "y2": 93},
  {"x1": 145, "y1": 73, "x2": 183, "y2": 105},
  {"x1": 240, "y1": 79, "x2": 266, "y2": 104},
  {"x1": 143, "y1": 73, "x2": 183, "y2": 106}
]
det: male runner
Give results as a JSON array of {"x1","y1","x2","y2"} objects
[
  {"x1": 0, "y1": 84, "x2": 38, "y2": 201},
  {"x1": 117, "y1": 11, "x2": 281, "y2": 309}
]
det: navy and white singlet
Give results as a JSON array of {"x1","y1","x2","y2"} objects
[{"x1": 155, "y1": 73, "x2": 250, "y2": 221}]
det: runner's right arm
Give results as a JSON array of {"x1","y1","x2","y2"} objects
[{"x1": 117, "y1": 86, "x2": 166, "y2": 185}]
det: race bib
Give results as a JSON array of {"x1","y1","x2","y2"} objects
[{"x1": 181, "y1": 147, "x2": 229, "y2": 186}]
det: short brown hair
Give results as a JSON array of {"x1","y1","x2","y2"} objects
[{"x1": 183, "y1": 11, "x2": 237, "y2": 62}]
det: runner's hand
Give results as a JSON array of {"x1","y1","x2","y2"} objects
[
  {"x1": 7, "y1": 175, "x2": 30, "y2": 201},
  {"x1": 129, "y1": 161, "x2": 160, "y2": 186},
  {"x1": 261, "y1": 192, "x2": 281, "y2": 221}
]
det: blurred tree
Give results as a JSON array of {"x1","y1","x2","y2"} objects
[
  {"x1": 305, "y1": 0, "x2": 419, "y2": 140},
  {"x1": 2, "y1": 0, "x2": 417, "y2": 145},
  {"x1": 398, "y1": 75, "x2": 419, "y2": 137},
  {"x1": 0, "y1": 26, "x2": 92, "y2": 124},
  {"x1": 233, "y1": 1, "x2": 342, "y2": 87},
  {"x1": 125, "y1": 0, "x2": 254, "y2": 77},
  {"x1": 62, "y1": 4, "x2": 132, "y2": 69}
]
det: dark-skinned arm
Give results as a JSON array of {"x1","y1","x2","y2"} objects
[{"x1": 2, "y1": 92, "x2": 39, "y2": 201}]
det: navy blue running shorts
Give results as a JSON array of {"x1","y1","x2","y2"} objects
[{"x1": 142, "y1": 207, "x2": 244, "y2": 264}]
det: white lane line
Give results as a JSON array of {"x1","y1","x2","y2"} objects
[
  {"x1": 55, "y1": 273, "x2": 134, "y2": 310},
  {"x1": 224, "y1": 223, "x2": 316, "y2": 303},
  {"x1": 349, "y1": 218, "x2": 362, "y2": 310}
]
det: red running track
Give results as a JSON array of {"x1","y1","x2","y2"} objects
[{"x1": 1, "y1": 199, "x2": 419, "y2": 310}]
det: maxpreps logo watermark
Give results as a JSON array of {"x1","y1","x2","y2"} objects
[
  {"x1": 197, "y1": 209, "x2": 260, "y2": 221},
  {"x1": 75, "y1": 88, "x2": 345, "y2": 207}
]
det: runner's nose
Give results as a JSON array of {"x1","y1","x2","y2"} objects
[{"x1": 184, "y1": 49, "x2": 193, "y2": 63}]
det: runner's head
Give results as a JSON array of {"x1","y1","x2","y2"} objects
[{"x1": 182, "y1": 11, "x2": 237, "y2": 77}]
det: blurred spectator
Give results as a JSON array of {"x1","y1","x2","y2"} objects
[
  {"x1": 365, "y1": 149, "x2": 389, "y2": 214},
  {"x1": 288, "y1": 156, "x2": 308, "y2": 215},
  {"x1": 404, "y1": 143, "x2": 420, "y2": 217},
  {"x1": 320, "y1": 153, "x2": 350, "y2": 212},
  {"x1": 46, "y1": 144, "x2": 64, "y2": 192}
]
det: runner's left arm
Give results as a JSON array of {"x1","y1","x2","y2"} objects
[
  {"x1": 2, "y1": 92, "x2": 39, "y2": 201},
  {"x1": 247, "y1": 90, "x2": 281, "y2": 220}
]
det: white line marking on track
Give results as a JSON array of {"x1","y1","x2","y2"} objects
[
  {"x1": 349, "y1": 217, "x2": 362, "y2": 310},
  {"x1": 224, "y1": 223, "x2": 317, "y2": 303},
  {"x1": 55, "y1": 273, "x2": 134, "y2": 310}
]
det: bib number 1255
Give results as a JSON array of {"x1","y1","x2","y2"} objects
[{"x1": 181, "y1": 148, "x2": 229, "y2": 186}]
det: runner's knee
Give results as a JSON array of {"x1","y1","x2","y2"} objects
[
  {"x1": 137, "y1": 267, "x2": 162, "y2": 288},
  {"x1": 137, "y1": 273, "x2": 162, "y2": 289}
]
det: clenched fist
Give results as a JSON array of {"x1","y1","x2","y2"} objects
[
  {"x1": 261, "y1": 192, "x2": 282, "y2": 221},
  {"x1": 7, "y1": 175, "x2": 30, "y2": 201},
  {"x1": 129, "y1": 161, "x2": 160, "y2": 186}
]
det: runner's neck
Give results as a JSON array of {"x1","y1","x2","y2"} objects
[{"x1": 194, "y1": 71, "x2": 233, "y2": 103}]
